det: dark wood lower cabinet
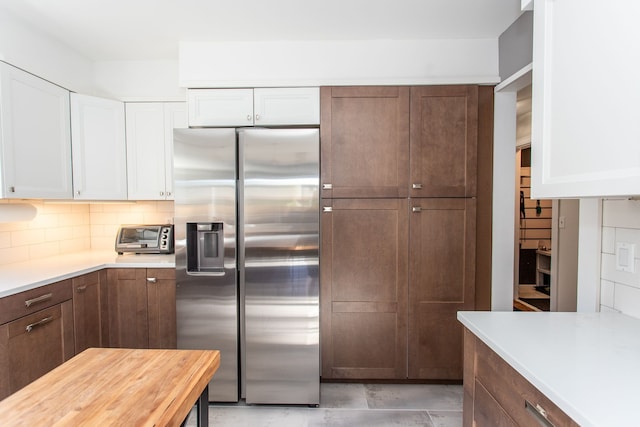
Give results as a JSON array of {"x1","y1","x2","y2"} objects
[
  {"x1": 0, "y1": 300, "x2": 74, "y2": 399},
  {"x1": 72, "y1": 270, "x2": 109, "y2": 352},
  {"x1": 321, "y1": 198, "x2": 408, "y2": 379},
  {"x1": 464, "y1": 329, "x2": 579, "y2": 427},
  {"x1": 107, "y1": 268, "x2": 176, "y2": 349}
]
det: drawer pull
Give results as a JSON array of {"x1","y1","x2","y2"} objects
[
  {"x1": 24, "y1": 293, "x2": 53, "y2": 308},
  {"x1": 76, "y1": 286, "x2": 87, "y2": 293},
  {"x1": 412, "y1": 206, "x2": 422, "y2": 213},
  {"x1": 147, "y1": 278, "x2": 157, "y2": 283},
  {"x1": 525, "y1": 400, "x2": 554, "y2": 427},
  {"x1": 25, "y1": 316, "x2": 53, "y2": 333}
]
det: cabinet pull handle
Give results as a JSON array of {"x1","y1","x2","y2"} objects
[
  {"x1": 76, "y1": 285, "x2": 87, "y2": 293},
  {"x1": 147, "y1": 277, "x2": 157, "y2": 283},
  {"x1": 322, "y1": 207, "x2": 332, "y2": 213},
  {"x1": 24, "y1": 293, "x2": 53, "y2": 308},
  {"x1": 322, "y1": 183, "x2": 332, "y2": 190},
  {"x1": 247, "y1": 115, "x2": 252, "y2": 121},
  {"x1": 255, "y1": 114, "x2": 261, "y2": 121},
  {"x1": 9, "y1": 186, "x2": 15, "y2": 193},
  {"x1": 25, "y1": 316, "x2": 53, "y2": 333},
  {"x1": 525, "y1": 400, "x2": 554, "y2": 427},
  {"x1": 412, "y1": 207, "x2": 422, "y2": 213},
  {"x1": 412, "y1": 183, "x2": 423, "y2": 189}
]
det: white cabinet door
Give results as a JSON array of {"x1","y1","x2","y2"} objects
[
  {"x1": 163, "y1": 103, "x2": 187, "y2": 200},
  {"x1": 0, "y1": 62, "x2": 72, "y2": 199},
  {"x1": 188, "y1": 88, "x2": 253, "y2": 127},
  {"x1": 70, "y1": 93, "x2": 127, "y2": 200},
  {"x1": 126, "y1": 102, "x2": 186, "y2": 200},
  {"x1": 531, "y1": 0, "x2": 640, "y2": 198},
  {"x1": 254, "y1": 87, "x2": 320, "y2": 125}
]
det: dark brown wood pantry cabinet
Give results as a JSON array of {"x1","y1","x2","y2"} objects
[
  {"x1": 320, "y1": 198, "x2": 408, "y2": 379},
  {"x1": 320, "y1": 84, "x2": 491, "y2": 381},
  {"x1": 408, "y1": 198, "x2": 476, "y2": 380},
  {"x1": 320, "y1": 86, "x2": 410, "y2": 198},
  {"x1": 410, "y1": 85, "x2": 478, "y2": 198}
]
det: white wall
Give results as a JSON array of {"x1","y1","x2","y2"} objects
[
  {"x1": 94, "y1": 60, "x2": 185, "y2": 101},
  {"x1": 179, "y1": 39, "x2": 500, "y2": 87},
  {"x1": 600, "y1": 199, "x2": 640, "y2": 318},
  {"x1": 0, "y1": 9, "x2": 94, "y2": 93}
]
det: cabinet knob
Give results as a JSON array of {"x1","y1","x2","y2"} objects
[
  {"x1": 166, "y1": 191, "x2": 171, "y2": 196},
  {"x1": 147, "y1": 277, "x2": 157, "y2": 283},
  {"x1": 9, "y1": 186, "x2": 15, "y2": 193},
  {"x1": 76, "y1": 190, "x2": 81, "y2": 195},
  {"x1": 412, "y1": 183, "x2": 423, "y2": 189},
  {"x1": 160, "y1": 191, "x2": 164, "y2": 196},
  {"x1": 255, "y1": 114, "x2": 261, "y2": 121},
  {"x1": 247, "y1": 115, "x2": 252, "y2": 121}
]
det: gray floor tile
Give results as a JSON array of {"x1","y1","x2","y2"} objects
[
  {"x1": 184, "y1": 383, "x2": 463, "y2": 426},
  {"x1": 310, "y1": 409, "x2": 434, "y2": 427},
  {"x1": 364, "y1": 384, "x2": 463, "y2": 411},
  {"x1": 320, "y1": 383, "x2": 368, "y2": 409},
  {"x1": 428, "y1": 410, "x2": 463, "y2": 427}
]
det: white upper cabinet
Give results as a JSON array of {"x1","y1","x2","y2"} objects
[
  {"x1": 126, "y1": 102, "x2": 187, "y2": 200},
  {"x1": 0, "y1": 62, "x2": 72, "y2": 199},
  {"x1": 531, "y1": 0, "x2": 640, "y2": 198},
  {"x1": 187, "y1": 87, "x2": 319, "y2": 127},
  {"x1": 70, "y1": 93, "x2": 127, "y2": 200},
  {"x1": 253, "y1": 88, "x2": 320, "y2": 125}
]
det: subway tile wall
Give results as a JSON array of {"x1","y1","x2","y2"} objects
[
  {"x1": 0, "y1": 200, "x2": 174, "y2": 266},
  {"x1": 601, "y1": 199, "x2": 640, "y2": 318}
]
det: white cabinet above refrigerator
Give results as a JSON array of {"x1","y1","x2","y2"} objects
[{"x1": 187, "y1": 87, "x2": 320, "y2": 127}]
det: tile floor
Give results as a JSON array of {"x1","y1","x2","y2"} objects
[{"x1": 185, "y1": 383, "x2": 463, "y2": 426}]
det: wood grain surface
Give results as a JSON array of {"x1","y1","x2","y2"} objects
[{"x1": 0, "y1": 347, "x2": 219, "y2": 426}]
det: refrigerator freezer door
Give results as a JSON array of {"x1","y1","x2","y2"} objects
[
  {"x1": 240, "y1": 128, "x2": 320, "y2": 405},
  {"x1": 174, "y1": 128, "x2": 239, "y2": 402}
]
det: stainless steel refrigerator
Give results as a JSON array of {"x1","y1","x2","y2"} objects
[{"x1": 173, "y1": 127, "x2": 319, "y2": 405}]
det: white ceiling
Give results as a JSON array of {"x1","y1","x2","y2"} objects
[{"x1": 0, "y1": 0, "x2": 523, "y2": 61}]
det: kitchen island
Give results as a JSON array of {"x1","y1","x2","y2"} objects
[
  {"x1": 0, "y1": 348, "x2": 219, "y2": 426},
  {"x1": 458, "y1": 311, "x2": 640, "y2": 427}
]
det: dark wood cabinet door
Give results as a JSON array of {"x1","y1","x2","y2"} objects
[
  {"x1": 107, "y1": 268, "x2": 149, "y2": 348},
  {"x1": 147, "y1": 268, "x2": 176, "y2": 349},
  {"x1": 408, "y1": 198, "x2": 476, "y2": 380},
  {"x1": 0, "y1": 300, "x2": 74, "y2": 400},
  {"x1": 321, "y1": 198, "x2": 408, "y2": 379},
  {"x1": 410, "y1": 85, "x2": 478, "y2": 197},
  {"x1": 72, "y1": 270, "x2": 108, "y2": 352},
  {"x1": 320, "y1": 86, "x2": 410, "y2": 198}
]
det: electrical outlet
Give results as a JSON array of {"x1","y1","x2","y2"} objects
[
  {"x1": 616, "y1": 242, "x2": 636, "y2": 273},
  {"x1": 559, "y1": 216, "x2": 566, "y2": 229}
]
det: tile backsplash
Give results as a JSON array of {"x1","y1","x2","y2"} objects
[
  {"x1": 0, "y1": 200, "x2": 174, "y2": 265},
  {"x1": 601, "y1": 199, "x2": 640, "y2": 318}
]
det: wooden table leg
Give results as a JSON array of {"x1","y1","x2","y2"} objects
[{"x1": 197, "y1": 385, "x2": 209, "y2": 427}]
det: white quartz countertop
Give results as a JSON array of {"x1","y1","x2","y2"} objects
[
  {"x1": 458, "y1": 311, "x2": 640, "y2": 427},
  {"x1": 0, "y1": 251, "x2": 175, "y2": 298}
]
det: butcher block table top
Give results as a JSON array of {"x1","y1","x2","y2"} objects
[{"x1": 0, "y1": 348, "x2": 220, "y2": 426}]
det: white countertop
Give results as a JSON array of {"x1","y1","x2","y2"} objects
[
  {"x1": 458, "y1": 311, "x2": 640, "y2": 427},
  {"x1": 0, "y1": 251, "x2": 175, "y2": 298}
]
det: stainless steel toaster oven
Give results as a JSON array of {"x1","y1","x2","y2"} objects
[{"x1": 115, "y1": 225, "x2": 174, "y2": 254}]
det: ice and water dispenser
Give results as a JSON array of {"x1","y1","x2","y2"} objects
[{"x1": 186, "y1": 222, "x2": 225, "y2": 274}]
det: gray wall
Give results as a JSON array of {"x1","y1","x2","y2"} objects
[{"x1": 499, "y1": 11, "x2": 533, "y2": 80}]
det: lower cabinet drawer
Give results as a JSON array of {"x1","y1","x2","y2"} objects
[
  {"x1": 0, "y1": 279, "x2": 72, "y2": 325},
  {"x1": 475, "y1": 339, "x2": 579, "y2": 427},
  {"x1": 474, "y1": 380, "x2": 517, "y2": 427}
]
